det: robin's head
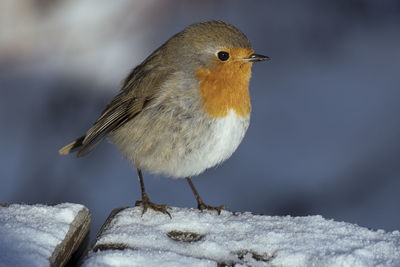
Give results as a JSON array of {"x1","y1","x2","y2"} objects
[
  {"x1": 163, "y1": 21, "x2": 269, "y2": 118},
  {"x1": 166, "y1": 21, "x2": 269, "y2": 69}
]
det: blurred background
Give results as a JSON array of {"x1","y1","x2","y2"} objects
[{"x1": 1, "y1": 0, "x2": 400, "y2": 240}]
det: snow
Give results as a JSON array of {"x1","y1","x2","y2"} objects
[
  {"x1": 0, "y1": 203, "x2": 86, "y2": 267},
  {"x1": 85, "y1": 206, "x2": 400, "y2": 267},
  {"x1": 84, "y1": 250, "x2": 216, "y2": 267},
  {"x1": 1, "y1": 203, "x2": 399, "y2": 266}
]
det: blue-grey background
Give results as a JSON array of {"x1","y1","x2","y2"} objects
[{"x1": 1, "y1": 0, "x2": 400, "y2": 239}]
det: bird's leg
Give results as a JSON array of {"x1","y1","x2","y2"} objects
[
  {"x1": 135, "y1": 169, "x2": 171, "y2": 217},
  {"x1": 185, "y1": 177, "x2": 227, "y2": 214}
]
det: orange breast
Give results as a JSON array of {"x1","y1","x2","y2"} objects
[{"x1": 195, "y1": 48, "x2": 253, "y2": 118}]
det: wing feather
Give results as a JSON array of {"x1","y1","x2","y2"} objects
[{"x1": 75, "y1": 58, "x2": 169, "y2": 157}]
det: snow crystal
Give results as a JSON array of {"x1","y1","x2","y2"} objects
[
  {"x1": 85, "y1": 206, "x2": 400, "y2": 266},
  {"x1": 0, "y1": 203, "x2": 85, "y2": 267},
  {"x1": 83, "y1": 249, "x2": 216, "y2": 267}
]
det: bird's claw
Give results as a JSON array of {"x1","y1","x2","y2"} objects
[
  {"x1": 135, "y1": 199, "x2": 171, "y2": 218},
  {"x1": 198, "y1": 203, "x2": 227, "y2": 215}
]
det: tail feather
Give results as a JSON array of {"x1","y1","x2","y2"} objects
[{"x1": 59, "y1": 136, "x2": 85, "y2": 155}]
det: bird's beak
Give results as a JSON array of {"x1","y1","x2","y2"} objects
[{"x1": 245, "y1": 53, "x2": 270, "y2": 62}]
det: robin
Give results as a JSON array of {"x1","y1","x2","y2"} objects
[{"x1": 59, "y1": 20, "x2": 269, "y2": 216}]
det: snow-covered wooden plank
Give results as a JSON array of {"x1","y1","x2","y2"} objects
[
  {"x1": 84, "y1": 206, "x2": 400, "y2": 266},
  {"x1": 0, "y1": 203, "x2": 90, "y2": 267}
]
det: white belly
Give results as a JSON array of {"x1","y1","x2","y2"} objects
[
  {"x1": 113, "y1": 109, "x2": 250, "y2": 178},
  {"x1": 171, "y1": 110, "x2": 250, "y2": 177}
]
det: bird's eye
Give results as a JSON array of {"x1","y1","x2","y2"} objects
[{"x1": 217, "y1": 51, "x2": 230, "y2": 61}]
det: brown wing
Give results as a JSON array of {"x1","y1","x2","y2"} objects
[{"x1": 76, "y1": 61, "x2": 169, "y2": 157}]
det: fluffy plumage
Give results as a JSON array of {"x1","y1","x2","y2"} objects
[{"x1": 60, "y1": 20, "x2": 257, "y2": 178}]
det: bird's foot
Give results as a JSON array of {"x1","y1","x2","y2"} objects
[
  {"x1": 135, "y1": 196, "x2": 171, "y2": 218},
  {"x1": 198, "y1": 202, "x2": 227, "y2": 215}
]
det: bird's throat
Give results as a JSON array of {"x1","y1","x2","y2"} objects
[{"x1": 196, "y1": 49, "x2": 252, "y2": 118}]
